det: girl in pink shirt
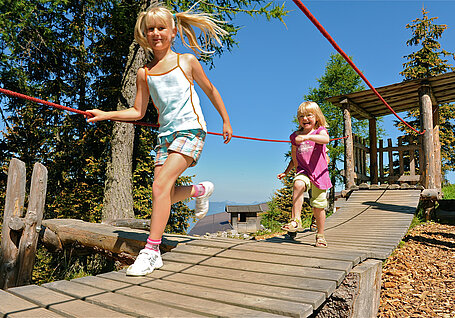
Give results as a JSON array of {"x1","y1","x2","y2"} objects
[{"x1": 278, "y1": 101, "x2": 332, "y2": 247}]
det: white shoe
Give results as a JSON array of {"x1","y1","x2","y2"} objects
[
  {"x1": 126, "y1": 249, "x2": 163, "y2": 276},
  {"x1": 195, "y1": 181, "x2": 214, "y2": 219}
]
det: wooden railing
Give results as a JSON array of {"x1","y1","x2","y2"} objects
[
  {"x1": 378, "y1": 135, "x2": 422, "y2": 184},
  {"x1": 353, "y1": 135, "x2": 369, "y2": 183},
  {"x1": 349, "y1": 134, "x2": 423, "y2": 186}
]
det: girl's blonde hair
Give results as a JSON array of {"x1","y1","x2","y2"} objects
[
  {"x1": 297, "y1": 101, "x2": 328, "y2": 129},
  {"x1": 134, "y1": 1, "x2": 228, "y2": 57}
]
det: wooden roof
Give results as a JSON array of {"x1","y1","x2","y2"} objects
[
  {"x1": 225, "y1": 203, "x2": 269, "y2": 214},
  {"x1": 326, "y1": 71, "x2": 455, "y2": 120}
]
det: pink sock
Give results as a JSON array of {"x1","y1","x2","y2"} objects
[
  {"x1": 144, "y1": 237, "x2": 161, "y2": 252},
  {"x1": 192, "y1": 184, "x2": 206, "y2": 197}
]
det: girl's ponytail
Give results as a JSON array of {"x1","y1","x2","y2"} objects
[{"x1": 175, "y1": 10, "x2": 227, "y2": 55}]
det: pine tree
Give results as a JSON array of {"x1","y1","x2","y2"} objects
[{"x1": 397, "y1": 7, "x2": 455, "y2": 182}]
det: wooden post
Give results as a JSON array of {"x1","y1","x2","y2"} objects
[
  {"x1": 0, "y1": 159, "x2": 26, "y2": 289},
  {"x1": 0, "y1": 160, "x2": 48, "y2": 289},
  {"x1": 16, "y1": 163, "x2": 48, "y2": 286},
  {"x1": 419, "y1": 84, "x2": 436, "y2": 189},
  {"x1": 342, "y1": 100, "x2": 355, "y2": 189},
  {"x1": 432, "y1": 104, "x2": 441, "y2": 189},
  {"x1": 379, "y1": 139, "x2": 384, "y2": 183},
  {"x1": 387, "y1": 139, "x2": 394, "y2": 181},
  {"x1": 368, "y1": 118, "x2": 378, "y2": 184},
  {"x1": 398, "y1": 137, "x2": 404, "y2": 178}
]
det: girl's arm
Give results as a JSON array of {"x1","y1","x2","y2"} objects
[
  {"x1": 295, "y1": 129, "x2": 329, "y2": 145},
  {"x1": 87, "y1": 68, "x2": 149, "y2": 122},
  {"x1": 188, "y1": 54, "x2": 233, "y2": 144},
  {"x1": 278, "y1": 145, "x2": 297, "y2": 179}
]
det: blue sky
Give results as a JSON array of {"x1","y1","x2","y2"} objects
[
  {"x1": 1, "y1": 1, "x2": 454, "y2": 204},
  {"x1": 186, "y1": 0, "x2": 455, "y2": 203}
]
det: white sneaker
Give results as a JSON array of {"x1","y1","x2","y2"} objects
[
  {"x1": 195, "y1": 181, "x2": 214, "y2": 219},
  {"x1": 126, "y1": 249, "x2": 163, "y2": 276}
]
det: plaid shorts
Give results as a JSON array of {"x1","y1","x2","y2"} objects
[{"x1": 154, "y1": 129, "x2": 206, "y2": 167}]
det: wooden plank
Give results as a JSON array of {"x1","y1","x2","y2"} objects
[
  {"x1": 231, "y1": 242, "x2": 366, "y2": 263},
  {"x1": 71, "y1": 276, "x2": 132, "y2": 291},
  {"x1": 162, "y1": 252, "x2": 346, "y2": 285},
  {"x1": 172, "y1": 244, "x2": 354, "y2": 272},
  {"x1": 86, "y1": 291, "x2": 207, "y2": 318},
  {"x1": 218, "y1": 249, "x2": 352, "y2": 273},
  {"x1": 0, "y1": 289, "x2": 39, "y2": 316},
  {"x1": 160, "y1": 271, "x2": 326, "y2": 309},
  {"x1": 97, "y1": 270, "x2": 158, "y2": 285},
  {"x1": 7, "y1": 308, "x2": 65, "y2": 318},
  {"x1": 50, "y1": 299, "x2": 135, "y2": 318},
  {"x1": 174, "y1": 262, "x2": 337, "y2": 296},
  {"x1": 142, "y1": 279, "x2": 313, "y2": 317},
  {"x1": 8, "y1": 285, "x2": 75, "y2": 307},
  {"x1": 118, "y1": 285, "x2": 288, "y2": 318},
  {"x1": 42, "y1": 280, "x2": 106, "y2": 299}
]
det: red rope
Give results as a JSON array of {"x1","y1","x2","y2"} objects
[
  {"x1": 291, "y1": 0, "x2": 424, "y2": 135},
  {"x1": 0, "y1": 88, "x2": 348, "y2": 143},
  {"x1": 0, "y1": 88, "x2": 294, "y2": 142}
]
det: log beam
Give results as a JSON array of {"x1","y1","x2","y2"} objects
[
  {"x1": 419, "y1": 84, "x2": 436, "y2": 189},
  {"x1": 342, "y1": 101, "x2": 355, "y2": 189}
]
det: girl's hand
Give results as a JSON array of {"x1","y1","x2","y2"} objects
[
  {"x1": 223, "y1": 122, "x2": 233, "y2": 144},
  {"x1": 277, "y1": 173, "x2": 286, "y2": 180},
  {"x1": 85, "y1": 109, "x2": 109, "y2": 123},
  {"x1": 295, "y1": 134, "x2": 308, "y2": 144}
]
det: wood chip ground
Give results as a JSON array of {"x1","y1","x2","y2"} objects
[{"x1": 378, "y1": 222, "x2": 455, "y2": 318}]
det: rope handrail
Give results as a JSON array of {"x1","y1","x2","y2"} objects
[
  {"x1": 0, "y1": 87, "x2": 348, "y2": 143},
  {"x1": 291, "y1": 0, "x2": 425, "y2": 135}
]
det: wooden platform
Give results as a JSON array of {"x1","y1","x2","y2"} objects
[{"x1": 0, "y1": 189, "x2": 421, "y2": 317}]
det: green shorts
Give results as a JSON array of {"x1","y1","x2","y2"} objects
[{"x1": 294, "y1": 173, "x2": 328, "y2": 209}]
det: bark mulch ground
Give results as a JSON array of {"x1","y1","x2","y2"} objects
[{"x1": 378, "y1": 222, "x2": 455, "y2": 318}]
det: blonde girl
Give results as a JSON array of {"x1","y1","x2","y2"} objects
[
  {"x1": 87, "y1": 2, "x2": 232, "y2": 275},
  {"x1": 277, "y1": 101, "x2": 332, "y2": 247}
]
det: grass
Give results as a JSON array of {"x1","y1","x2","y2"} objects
[{"x1": 442, "y1": 184, "x2": 455, "y2": 199}]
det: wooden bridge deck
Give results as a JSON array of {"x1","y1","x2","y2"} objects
[{"x1": 0, "y1": 189, "x2": 421, "y2": 317}]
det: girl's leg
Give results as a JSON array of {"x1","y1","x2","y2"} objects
[
  {"x1": 292, "y1": 180, "x2": 306, "y2": 220},
  {"x1": 313, "y1": 207, "x2": 325, "y2": 235},
  {"x1": 148, "y1": 152, "x2": 193, "y2": 240}
]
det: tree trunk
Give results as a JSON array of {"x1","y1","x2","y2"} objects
[{"x1": 102, "y1": 41, "x2": 147, "y2": 222}]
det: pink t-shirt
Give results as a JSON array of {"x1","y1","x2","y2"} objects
[{"x1": 290, "y1": 126, "x2": 332, "y2": 190}]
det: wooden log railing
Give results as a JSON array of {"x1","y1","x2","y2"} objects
[
  {"x1": 378, "y1": 135, "x2": 422, "y2": 185},
  {"x1": 353, "y1": 134, "x2": 369, "y2": 183},
  {"x1": 346, "y1": 134, "x2": 424, "y2": 187},
  {"x1": 0, "y1": 158, "x2": 48, "y2": 289}
]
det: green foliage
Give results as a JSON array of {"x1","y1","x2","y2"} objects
[
  {"x1": 401, "y1": 8, "x2": 455, "y2": 79},
  {"x1": 442, "y1": 183, "x2": 455, "y2": 199},
  {"x1": 32, "y1": 243, "x2": 119, "y2": 285},
  {"x1": 397, "y1": 7, "x2": 455, "y2": 179}
]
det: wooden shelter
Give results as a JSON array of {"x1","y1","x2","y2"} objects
[
  {"x1": 225, "y1": 203, "x2": 269, "y2": 233},
  {"x1": 327, "y1": 71, "x2": 455, "y2": 190}
]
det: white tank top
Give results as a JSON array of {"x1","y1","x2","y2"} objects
[{"x1": 145, "y1": 54, "x2": 207, "y2": 137}]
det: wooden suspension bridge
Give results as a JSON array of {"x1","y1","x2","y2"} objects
[{"x1": 0, "y1": 186, "x2": 421, "y2": 317}]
